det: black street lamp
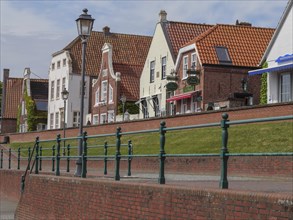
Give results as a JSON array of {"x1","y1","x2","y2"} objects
[
  {"x1": 120, "y1": 95, "x2": 126, "y2": 121},
  {"x1": 61, "y1": 87, "x2": 69, "y2": 156},
  {"x1": 75, "y1": 8, "x2": 94, "y2": 176}
]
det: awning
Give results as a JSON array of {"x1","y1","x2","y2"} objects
[
  {"x1": 166, "y1": 91, "x2": 196, "y2": 102},
  {"x1": 248, "y1": 63, "x2": 293, "y2": 76}
]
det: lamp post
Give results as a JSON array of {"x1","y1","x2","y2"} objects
[
  {"x1": 61, "y1": 87, "x2": 69, "y2": 156},
  {"x1": 120, "y1": 95, "x2": 126, "y2": 121},
  {"x1": 75, "y1": 8, "x2": 95, "y2": 176}
]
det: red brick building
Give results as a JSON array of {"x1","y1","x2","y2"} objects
[
  {"x1": 169, "y1": 23, "x2": 274, "y2": 114},
  {"x1": 91, "y1": 27, "x2": 152, "y2": 124}
]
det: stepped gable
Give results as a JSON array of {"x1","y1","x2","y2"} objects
[
  {"x1": 63, "y1": 30, "x2": 152, "y2": 77},
  {"x1": 187, "y1": 24, "x2": 275, "y2": 67}
]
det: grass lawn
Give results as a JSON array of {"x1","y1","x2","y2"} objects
[{"x1": 8, "y1": 121, "x2": 293, "y2": 157}]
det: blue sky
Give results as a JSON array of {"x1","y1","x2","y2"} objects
[{"x1": 0, "y1": 0, "x2": 289, "y2": 80}]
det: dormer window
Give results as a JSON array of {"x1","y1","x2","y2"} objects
[{"x1": 215, "y1": 46, "x2": 232, "y2": 64}]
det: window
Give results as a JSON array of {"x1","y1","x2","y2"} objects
[
  {"x1": 280, "y1": 73, "x2": 291, "y2": 102},
  {"x1": 93, "y1": 115, "x2": 99, "y2": 125},
  {"x1": 52, "y1": 63, "x2": 55, "y2": 71},
  {"x1": 55, "y1": 112, "x2": 59, "y2": 129},
  {"x1": 215, "y1": 46, "x2": 232, "y2": 64},
  {"x1": 95, "y1": 88, "x2": 100, "y2": 104},
  {"x1": 191, "y1": 53, "x2": 197, "y2": 69},
  {"x1": 161, "y1": 57, "x2": 166, "y2": 79},
  {"x1": 50, "y1": 81, "x2": 55, "y2": 100},
  {"x1": 57, "y1": 61, "x2": 61, "y2": 69},
  {"x1": 109, "y1": 85, "x2": 113, "y2": 103},
  {"x1": 73, "y1": 111, "x2": 80, "y2": 127},
  {"x1": 183, "y1": 56, "x2": 188, "y2": 79},
  {"x1": 108, "y1": 111, "x2": 114, "y2": 123},
  {"x1": 62, "y1": 77, "x2": 66, "y2": 92},
  {"x1": 181, "y1": 98, "x2": 188, "y2": 113},
  {"x1": 101, "y1": 80, "x2": 107, "y2": 102},
  {"x1": 56, "y1": 79, "x2": 60, "y2": 99},
  {"x1": 60, "y1": 109, "x2": 64, "y2": 128},
  {"x1": 63, "y1": 59, "x2": 66, "y2": 67},
  {"x1": 152, "y1": 95, "x2": 160, "y2": 117},
  {"x1": 141, "y1": 98, "x2": 148, "y2": 119},
  {"x1": 79, "y1": 81, "x2": 87, "y2": 97},
  {"x1": 150, "y1": 61, "x2": 155, "y2": 83},
  {"x1": 100, "y1": 114, "x2": 107, "y2": 124},
  {"x1": 50, "y1": 113, "x2": 54, "y2": 129}
]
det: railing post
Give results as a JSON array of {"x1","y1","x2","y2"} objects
[
  {"x1": 127, "y1": 140, "x2": 133, "y2": 176},
  {"x1": 115, "y1": 127, "x2": 122, "y2": 181},
  {"x1": 81, "y1": 132, "x2": 88, "y2": 178},
  {"x1": 39, "y1": 146, "x2": 42, "y2": 171},
  {"x1": 66, "y1": 144, "x2": 70, "y2": 172},
  {"x1": 220, "y1": 113, "x2": 229, "y2": 189},
  {"x1": 158, "y1": 121, "x2": 166, "y2": 184},
  {"x1": 52, "y1": 145, "x2": 55, "y2": 172},
  {"x1": 56, "y1": 134, "x2": 61, "y2": 176},
  {"x1": 8, "y1": 148, "x2": 11, "y2": 169},
  {"x1": 17, "y1": 147, "x2": 21, "y2": 170},
  {"x1": 35, "y1": 137, "x2": 39, "y2": 174},
  {"x1": 0, "y1": 149, "x2": 3, "y2": 169},
  {"x1": 27, "y1": 147, "x2": 31, "y2": 170},
  {"x1": 104, "y1": 141, "x2": 108, "y2": 175}
]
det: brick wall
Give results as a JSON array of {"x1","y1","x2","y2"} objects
[
  {"x1": 0, "y1": 170, "x2": 22, "y2": 201},
  {"x1": 1, "y1": 102, "x2": 292, "y2": 144},
  {"x1": 12, "y1": 173, "x2": 293, "y2": 219}
]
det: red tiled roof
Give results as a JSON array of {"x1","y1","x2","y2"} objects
[
  {"x1": 64, "y1": 31, "x2": 152, "y2": 76},
  {"x1": 191, "y1": 24, "x2": 275, "y2": 67},
  {"x1": 164, "y1": 21, "x2": 213, "y2": 60},
  {"x1": 2, "y1": 78, "x2": 23, "y2": 119}
]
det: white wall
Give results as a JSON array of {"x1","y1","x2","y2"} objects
[{"x1": 139, "y1": 22, "x2": 174, "y2": 118}]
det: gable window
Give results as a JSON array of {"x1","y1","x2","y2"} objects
[
  {"x1": 109, "y1": 85, "x2": 113, "y2": 103},
  {"x1": 93, "y1": 114, "x2": 99, "y2": 125},
  {"x1": 52, "y1": 63, "x2": 55, "y2": 71},
  {"x1": 62, "y1": 77, "x2": 66, "y2": 92},
  {"x1": 57, "y1": 61, "x2": 61, "y2": 69},
  {"x1": 101, "y1": 80, "x2": 107, "y2": 102},
  {"x1": 95, "y1": 88, "x2": 100, "y2": 104},
  {"x1": 73, "y1": 111, "x2": 80, "y2": 127},
  {"x1": 183, "y1": 56, "x2": 188, "y2": 79},
  {"x1": 161, "y1": 57, "x2": 166, "y2": 79},
  {"x1": 215, "y1": 46, "x2": 232, "y2": 64},
  {"x1": 50, "y1": 113, "x2": 54, "y2": 129},
  {"x1": 280, "y1": 73, "x2": 291, "y2": 102},
  {"x1": 50, "y1": 81, "x2": 55, "y2": 100},
  {"x1": 56, "y1": 79, "x2": 60, "y2": 99},
  {"x1": 55, "y1": 112, "x2": 59, "y2": 129},
  {"x1": 191, "y1": 53, "x2": 197, "y2": 69},
  {"x1": 63, "y1": 59, "x2": 66, "y2": 67},
  {"x1": 150, "y1": 61, "x2": 155, "y2": 83}
]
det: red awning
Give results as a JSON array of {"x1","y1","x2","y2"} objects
[{"x1": 166, "y1": 91, "x2": 196, "y2": 102}]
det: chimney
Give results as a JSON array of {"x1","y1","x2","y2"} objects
[
  {"x1": 159, "y1": 10, "x2": 167, "y2": 22},
  {"x1": 236, "y1": 20, "x2": 252, "y2": 27},
  {"x1": 3, "y1": 69, "x2": 9, "y2": 82},
  {"x1": 103, "y1": 26, "x2": 110, "y2": 36},
  {"x1": 1, "y1": 69, "x2": 9, "y2": 119}
]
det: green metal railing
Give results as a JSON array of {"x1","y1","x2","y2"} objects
[{"x1": 0, "y1": 114, "x2": 292, "y2": 192}]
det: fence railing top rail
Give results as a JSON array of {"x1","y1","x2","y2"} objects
[{"x1": 226, "y1": 115, "x2": 293, "y2": 126}]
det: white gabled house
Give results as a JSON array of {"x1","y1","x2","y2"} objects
[
  {"x1": 138, "y1": 10, "x2": 212, "y2": 119},
  {"x1": 249, "y1": 1, "x2": 293, "y2": 103}
]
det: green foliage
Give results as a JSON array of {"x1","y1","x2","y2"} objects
[
  {"x1": 118, "y1": 101, "x2": 139, "y2": 114},
  {"x1": 16, "y1": 105, "x2": 21, "y2": 132},
  {"x1": 260, "y1": 62, "x2": 268, "y2": 104}
]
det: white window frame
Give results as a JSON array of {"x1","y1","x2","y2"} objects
[
  {"x1": 73, "y1": 111, "x2": 80, "y2": 127},
  {"x1": 150, "y1": 61, "x2": 155, "y2": 83},
  {"x1": 101, "y1": 80, "x2": 107, "y2": 102},
  {"x1": 63, "y1": 59, "x2": 66, "y2": 67},
  {"x1": 62, "y1": 77, "x2": 66, "y2": 92},
  {"x1": 51, "y1": 63, "x2": 55, "y2": 71},
  {"x1": 279, "y1": 73, "x2": 292, "y2": 102},
  {"x1": 95, "y1": 88, "x2": 100, "y2": 105},
  {"x1": 100, "y1": 113, "x2": 107, "y2": 124},
  {"x1": 183, "y1": 56, "x2": 188, "y2": 79},
  {"x1": 55, "y1": 112, "x2": 59, "y2": 129},
  {"x1": 56, "y1": 79, "x2": 60, "y2": 99},
  {"x1": 181, "y1": 98, "x2": 188, "y2": 113},
  {"x1": 191, "y1": 53, "x2": 197, "y2": 69},
  {"x1": 93, "y1": 114, "x2": 99, "y2": 125},
  {"x1": 108, "y1": 110, "x2": 114, "y2": 123},
  {"x1": 109, "y1": 85, "x2": 113, "y2": 103},
  {"x1": 57, "y1": 61, "x2": 61, "y2": 69},
  {"x1": 50, "y1": 81, "x2": 55, "y2": 100},
  {"x1": 50, "y1": 113, "x2": 54, "y2": 129},
  {"x1": 161, "y1": 56, "x2": 166, "y2": 79}
]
